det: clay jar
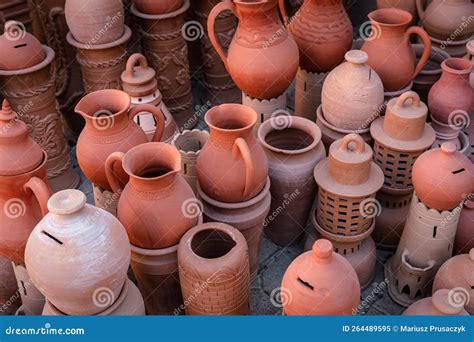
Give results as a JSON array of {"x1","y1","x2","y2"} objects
[
  {"x1": 361, "y1": 8, "x2": 431, "y2": 92},
  {"x1": 65, "y1": 0, "x2": 124, "y2": 45},
  {"x1": 257, "y1": 116, "x2": 326, "y2": 246},
  {"x1": 197, "y1": 104, "x2": 268, "y2": 203},
  {"x1": 403, "y1": 289, "x2": 469, "y2": 315},
  {"x1": 416, "y1": 0, "x2": 474, "y2": 42},
  {"x1": 106, "y1": 142, "x2": 198, "y2": 249},
  {"x1": 454, "y1": 201, "x2": 474, "y2": 255},
  {"x1": 412, "y1": 143, "x2": 473, "y2": 211},
  {"x1": 322, "y1": 50, "x2": 384, "y2": 130},
  {"x1": 208, "y1": 0, "x2": 299, "y2": 99},
  {"x1": 428, "y1": 58, "x2": 473, "y2": 125},
  {"x1": 279, "y1": 0, "x2": 353, "y2": 73},
  {"x1": 133, "y1": 0, "x2": 183, "y2": 14},
  {"x1": 75, "y1": 89, "x2": 165, "y2": 190},
  {"x1": 25, "y1": 190, "x2": 130, "y2": 315},
  {"x1": 281, "y1": 239, "x2": 360, "y2": 315},
  {"x1": 433, "y1": 249, "x2": 474, "y2": 314}
]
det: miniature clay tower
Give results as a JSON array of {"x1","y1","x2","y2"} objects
[
  {"x1": 312, "y1": 133, "x2": 384, "y2": 288},
  {"x1": 386, "y1": 143, "x2": 473, "y2": 306},
  {"x1": 403, "y1": 289, "x2": 469, "y2": 315},
  {"x1": 281, "y1": 239, "x2": 360, "y2": 315},
  {"x1": 0, "y1": 21, "x2": 78, "y2": 192},
  {"x1": 370, "y1": 91, "x2": 436, "y2": 250}
]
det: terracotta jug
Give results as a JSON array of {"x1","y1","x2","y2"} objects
[
  {"x1": 454, "y1": 200, "x2": 474, "y2": 255},
  {"x1": 403, "y1": 289, "x2": 470, "y2": 315},
  {"x1": 105, "y1": 142, "x2": 198, "y2": 249},
  {"x1": 322, "y1": 50, "x2": 384, "y2": 130},
  {"x1": 279, "y1": 0, "x2": 353, "y2": 73},
  {"x1": 207, "y1": 0, "x2": 299, "y2": 99},
  {"x1": 133, "y1": 0, "x2": 183, "y2": 14},
  {"x1": 428, "y1": 58, "x2": 473, "y2": 125},
  {"x1": 281, "y1": 239, "x2": 360, "y2": 315},
  {"x1": 25, "y1": 190, "x2": 130, "y2": 316},
  {"x1": 416, "y1": 0, "x2": 474, "y2": 41},
  {"x1": 197, "y1": 104, "x2": 268, "y2": 203},
  {"x1": 361, "y1": 8, "x2": 431, "y2": 92},
  {"x1": 75, "y1": 89, "x2": 165, "y2": 190}
]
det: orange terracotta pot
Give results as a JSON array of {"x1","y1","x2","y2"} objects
[
  {"x1": 133, "y1": 0, "x2": 183, "y2": 14},
  {"x1": 197, "y1": 104, "x2": 268, "y2": 203},
  {"x1": 403, "y1": 289, "x2": 469, "y2": 315}
]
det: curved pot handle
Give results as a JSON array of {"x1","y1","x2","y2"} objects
[
  {"x1": 232, "y1": 138, "x2": 255, "y2": 199},
  {"x1": 340, "y1": 133, "x2": 366, "y2": 154},
  {"x1": 128, "y1": 104, "x2": 165, "y2": 142},
  {"x1": 207, "y1": 0, "x2": 235, "y2": 71},
  {"x1": 278, "y1": 0, "x2": 290, "y2": 26},
  {"x1": 415, "y1": 0, "x2": 425, "y2": 20},
  {"x1": 395, "y1": 91, "x2": 421, "y2": 109},
  {"x1": 405, "y1": 26, "x2": 432, "y2": 80},
  {"x1": 23, "y1": 177, "x2": 52, "y2": 217},
  {"x1": 105, "y1": 152, "x2": 126, "y2": 195},
  {"x1": 124, "y1": 53, "x2": 149, "y2": 78}
]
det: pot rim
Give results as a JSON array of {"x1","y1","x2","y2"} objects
[
  {"x1": 171, "y1": 129, "x2": 210, "y2": 157},
  {"x1": 441, "y1": 58, "x2": 472, "y2": 75},
  {"x1": 75, "y1": 89, "x2": 131, "y2": 121},
  {"x1": 0, "y1": 45, "x2": 54, "y2": 76},
  {"x1": 0, "y1": 150, "x2": 47, "y2": 180},
  {"x1": 66, "y1": 26, "x2": 132, "y2": 50},
  {"x1": 205, "y1": 104, "x2": 257, "y2": 134},
  {"x1": 130, "y1": 0, "x2": 190, "y2": 19},
  {"x1": 368, "y1": 8, "x2": 413, "y2": 27}
]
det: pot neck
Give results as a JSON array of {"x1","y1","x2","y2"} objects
[
  {"x1": 209, "y1": 126, "x2": 254, "y2": 147},
  {"x1": 129, "y1": 170, "x2": 179, "y2": 193},
  {"x1": 306, "y1": 0, "x2": 343, "y2": 7},
  {"x1": 235, "y1": 0, "x2": 279, "y2": 28},
  {"x1": 440, "y1": 60, "x2": 471, "y2": 84}
]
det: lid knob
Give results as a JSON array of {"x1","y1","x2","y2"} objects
[
  {"x1": 47, "y1": 190, "x2": 87, "y2": 216},
  {"x1": 0, "y1": 100, "x2": 16, "y2": 122},
  {"x1": 312, "y1": 239, "x2": 333, "y2": 259},
  {"x1": 345, "y1": 50, "x2": 368, "y2": 65},
  {"x1": 441, "y1": 142, "x2": 456, "y2": 154}
]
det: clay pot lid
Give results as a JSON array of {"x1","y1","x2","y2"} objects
[
  {"x1": 0, "y1": 21, "x2": 45, "y2": 71},
  {"x1": 371, "y1": 91, "x2": 435, "y2": 151},
  {"x1": 314, "y1": 134, "x2": 384, "y2": 197},
  {"x1": 0, "y1": 100, "x2": 44, "y2": 176},
  {"x1": 432, "y1": 289, "x2": 468, "y2": 315},
  {"x1": 121, "y1": 53, "x2": 158, "y2": 97},
  {"x1": 47, "y1": 189, "x2": 87, "y2": 215}
]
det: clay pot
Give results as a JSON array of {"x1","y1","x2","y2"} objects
[
  {"x1": 322, "y1": 50, "x2": 384, "y2": 130},
  {"x1": 65, "y1": 0, "x2": 125, "y2": 45},
  {"x1": 106, "y1": 142, "x2": 198, "y2": 249},
  {"x1": 416, "y1": 0, "x2": 474, "y2": 42},
  {"x1": 257, "y1": 116, "x2": 326, "y2": 246},
  {"x1": 178, "y1": 222, "x2": 251, "y2": 315},
  {"x1": 428, "y1": 58, "x2": 473, "y2": 125},
  {"x1": 281, "y1": 239, "x2": 360, "y2": 315},
  {"x1": 279, "y1": 0, "x2": 352, "y2": 73},
  {"x1": 242, "y1": 94, "x2": 288, "y2": 132},
  {"x1": 133, "y1": 0, "x2": 183, "y2": 14},
  {"x1": 208, "y1": 0, "x2": 299, "y2": 99},
  {"x1": 361, "y1": 8, "x2": 431, "y2": 92},
  {"x1": 0, "y1": 256, "x2": 20, "y2": 315},
  {"x1": 467, "y1": 40, "x2": 474, "y2": 87},
  {"x1": 0, "y1": 21, "x2": 45, "y2": 70},
  {"x1": 403, "y1": 289, "x2": 469, "y2": 315},
  {"x1": 75, "y1": 89, "x2": 165, "y2": 190},
  {"x1": 412, "y1": 143, "x2": 473, "y2": 211},
  {"x1": 454, "y1": 200, "x2": 474, "y2": 255},
  {"x1": 294, "y1": 68, "x2": 328, "y2": 121},
  {"x1": 25, "y1": 190, "x2": 130, "y2": 316},
  {"x1": 197, "y1": 178, "x2": 270, "y2": 278},
  {"x1": 433, "y1": 249, "x2": 474, "y2": 314},
  {"x1": 12, "y1": 263, "x2": 45, "y2": 315},
  {"x1": 197, "y1": 104, "x2": 268, "y2": 203}
]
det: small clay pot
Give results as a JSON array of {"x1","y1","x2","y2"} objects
[
  {"x1": 133, "y1": 0, "x2": 183, "y2": 14},
  {"x1": 281, "y1": 239, "x2": 360, "y2": 315},
  {"x1": 178, "y1": 222, "x2": 251, "y2": 315},
  {"x1": 454, "y1": 201, "x2": 474, "y2": 255},
  {"x1": 25, "y1": 190, "x2": 131, "y2": 316},
  {"x1": 0, "y1": 256, "x2": 20, "y2": 315},
  {"x1": 12, "y1": 263, "x2": 45, "y2": 315},
  {"x1": 403, "y1": 289, "x2": 469, "y2": 315},
  {"x1": 294, "y1": 68, "x2": 328, "y2": 121}
]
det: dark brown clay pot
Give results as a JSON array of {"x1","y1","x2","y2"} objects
[
  {"x1": 178, "y1": 222, "x2": 251, "y2": 315},
  {"x1": 0, "y1": 256, "x2": 20, "y2": 315},
  {"x1": 403, "y1": 289, "x2": 469, "y2": 315},
  {"x1": 454, "y1": 200, "x2": 474, "y2": 255},
  {"x1": 197, "y1": 104, "x2": 268, "y2": 203},
  {"x1": 133, "y1": 0, "x2": 183, "y2": 14},
  {"x1": 106, "y1": 142, "x2": 199, "y2": 249},
  {"x1": 75, "y1": 89, "x2": 165, "y2": 190},
  {"x1": 279, "y1": 0, "x2": 353, "y2": 73},
  {"x1": 257, "y1": 116, "x2": 326, "y2": 246}
]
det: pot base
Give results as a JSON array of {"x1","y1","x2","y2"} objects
[{"x1": 295, "y1": 68, "x2": 328, "y2": 122}]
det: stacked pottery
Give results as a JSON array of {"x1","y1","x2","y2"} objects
[
  {"x1": 385, "y1": 143, "x2": 473, "y2": 306},
  {"x1": 370, "y1": 91, "x2": 436, "y2": 250},
  {"x1": 454, "y1": 200, "x2": 474, "y2": 255},
  {"x1": 257, "y1": 116, "x2": 325, "y2": 246},
  {"x1": 131, "y1": 0, "x2": 195, "y2": 131},
  {"x1": 0, "y1": 1, "x2": 33, "y2": 33},
  {"x1": 312, "y1": 134, "x2": 384, "y2": 288},
  {"x1": 0, "y1": 22, "x2": 78, "y2": 192},
  {"x1": 65, "y1": 1, "x2": 131, "y2": 93},
  {"x1": 417, "y1": 0, "x2": 474, "y2": 57},
  {"x1": 428, "y1": 58, "x2": 473, "y2": 156},
  {"x1": 105, "y1": 142, "x2": 198, "y2": 314},
  {"x1": 121, "y1": 53, "x2": 178, "y2": 143},
  {"x1": 403, "y1": 289, "x2": 469, "y2": 315},
  {"x1": 208, "y1": 0, "x2": 299, "y2": 129},
  {"x1": 281, "y1": 239, "x2": 360, "y2": 315},
  {"x1": 361, "y1": 8, "x2": 431, "y2": 101},
  {"x1": 279, "y1": 0, "x2": 353, "y2": 121},
  {"x1": 25, "y1": 189, "x2": 145, "y2": 316},
  {"x1": 318, "y1": 50, "x2": 384, "y2": 150},
  {"x1": 196, "y1": 104, "x2": 269, "y2": 277},
  {"x1": 178, "y1": 223, "x2": 251, "y2": 315}
]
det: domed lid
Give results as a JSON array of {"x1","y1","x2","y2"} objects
[
  {"x1": 432, "y1": 289, "x2": 468, "y2": 315},
  {"x1": 0, "y1": 100, "x2": 44, "y2": 176},
  {"x1": 0, "y1": 21, "x2": 45, "y2": 71},
  {"x1": 121, "y1": 53, "x2": 158, "y2": 97},
  {"x1": 281, "y1": 239, "x2": 360, "y2": 315},
  {"x1": 371, "y1": 91, "x2": 436, "y2": 151}
]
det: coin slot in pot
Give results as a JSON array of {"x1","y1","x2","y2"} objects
[
  {"x1": 14, "y1": 44, "x2": 27, "y2": 49},
  {"x1": 191, "y1": 229, "x2": 236, "y2": 259},
  {"x1": 297, "y1": 277, "x2": 314, "y2": 291},
  {"x1": 41, "y1": 230, "x2": 63, "y2": 245},
  {"x1": 452, "y1": 168, "x2": 465, "y2": 175}
]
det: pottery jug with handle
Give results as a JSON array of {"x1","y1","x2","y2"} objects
[
  {"x1": 361, "y1": 8, "x2": 432, "y2": 92},
  {"x1": 75, "y1": 89, "x2": 165, "y2": 191},
  {"x1": 207, "y1": 0, "x2": 299, "y2": 99}
]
